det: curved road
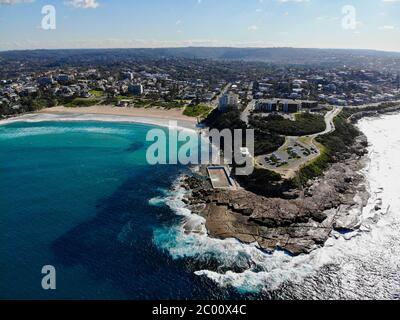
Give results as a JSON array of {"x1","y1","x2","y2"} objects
[
  {"x1": 311, "y1": 106, "x2": 342, "y2": 137},
  {"x1": 255, "y1": 106, "x2": 343, "y2": 179}
]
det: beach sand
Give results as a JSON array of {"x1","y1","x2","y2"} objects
[{"x1": 36, "y1": 105, "x2": 198, "y2": 130}]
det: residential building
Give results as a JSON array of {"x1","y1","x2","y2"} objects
[
  {"x1": 256, "y1": 99, "x2": 302, "y2": 113},
  {"x1": 128, "y1": 84, "x2": 144, "y2": 96},
  {"x1": 218, "y1": 93, "x2": 239, "y2": 112}
]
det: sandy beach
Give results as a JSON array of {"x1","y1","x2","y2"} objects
[{"x1": 33, "y1": 105, "x2": 199, "y2": 130}]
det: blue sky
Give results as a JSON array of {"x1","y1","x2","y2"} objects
[{"x1": 0, "y1": 0, "x2": 399, "y2": 51}]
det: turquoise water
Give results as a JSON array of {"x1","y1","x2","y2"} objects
[
  {"x1": 0, "y1": 120, "x2": 241, "y2": 300},
  {"x1": 4, "y1": 118, "x2": 397, "y2": 300}
]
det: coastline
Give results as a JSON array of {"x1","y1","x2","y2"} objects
[
  {"x1": 348, "y1": 104, "x2": 400, "y2": 123},
  {"x1": 2, "y1": 105, "x2": 398, "y2": 257},
  {"x1": 177, "y1": 109, "x2": 400, "y2": 256},
  {"x1": 179, "y1": 137, "x2": 369, "y2": 256},
  {"x1": 2, "y1": 104, "x2": 400, "y2": 295},
  {"x1": 0, "y1": 105, "x2": 198, "y2": 132}
]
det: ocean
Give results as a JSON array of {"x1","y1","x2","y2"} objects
[{"x1": 1, "y1": 113, "x2": 399, "y2": 300}]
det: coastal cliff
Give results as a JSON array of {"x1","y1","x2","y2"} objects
[
  {"x1": 177, "y1": 104, "x2": 400, "y2": 256},
  {"x1": 180, "y1": 125, "x2": 372, "y2": 256}
]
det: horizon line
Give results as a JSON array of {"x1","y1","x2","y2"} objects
[{"x1": 1, "y1": 45, "x2": 400, "y2": 54}]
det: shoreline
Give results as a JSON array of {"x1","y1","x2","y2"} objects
[
  {"x1": 0, "y1": 105, "x2": 199, "y2": 132},
  {"x1": 178, "y1": 110, "x2": 400, "y2": 256},
  {"x1": 180, "y1": 138, "x2": 369, "y2": 256},
  {"x1": 2, "y1": 105, "x2": 398, "y2": 256}
]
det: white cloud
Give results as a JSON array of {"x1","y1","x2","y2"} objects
[
  {"x1": 66, "y1": 0, "x2": 100, "y2": 9},
  {"x1": 379, "y1": 25, "x2": 397, "y2": 30},
  {"x1": 248, "y1": 25, "x2": 258, "y2": 31},
  {"x1": 0, "y1": 0, "x2": 33, "y2": 5}
]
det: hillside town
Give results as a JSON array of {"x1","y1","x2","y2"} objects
[{"x1": 1, "y1": 55, "x2": 399, "y2": 118}]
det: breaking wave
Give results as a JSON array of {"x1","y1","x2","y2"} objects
[
  {"x1": 153, "y1": 113, "x2": 400, "y2": 298},
  {"x1": 0, "y1": 113, "x2": 197, "y2": 133},
  {"x1": 0, "y1": 125, "x2": 132, "y2": 139}
]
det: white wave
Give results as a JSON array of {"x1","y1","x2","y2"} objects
[
  {"x1": 0, "y1": 124, "x2": 132, "y2": 139},
  {"x1": 155, "y1": 113, "x2": 400, "y2": 297},
  {"x1": 153, "y1": 179, "x2": 320, "y2": 293},
  {"x1": 0, "y1": 113, "x2": 197, "y2": 133},
  {"x1": 148, "y1": 196, "x2": 166, "y2": 207}
]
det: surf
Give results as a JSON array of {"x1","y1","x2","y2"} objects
[{"x1": 154, "y1": 112, "x2": 400, "y2": 298}]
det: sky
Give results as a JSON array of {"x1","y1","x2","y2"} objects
[{"x1": 0, "y1": 0, "x2": 399, "y2": 52}]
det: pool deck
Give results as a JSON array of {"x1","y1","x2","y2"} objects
[{"x1": 207, "y1": 166, "x2": 236, "y2": 190}]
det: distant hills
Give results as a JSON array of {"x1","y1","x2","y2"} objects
[
  {"x1": 1, "y1": 47, "x2": 400, "y2": 70},
  {"x1": 143, "y1": 47, "x2": 400, "y2": 61}
]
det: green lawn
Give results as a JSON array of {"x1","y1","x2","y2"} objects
[
  {"x1": 65, "y1": 98, "x2": 101, "y2": 108},
  {"x1": 183, "y1": 104, "x2": 213, "y2": 118},
  {"x1": 89, "y1": 90, "x2": 105, "y2": 98},
  {"x1": 151, "y1": 100, "x2": 186, "y2": 109},
  {"x1": 250, "y1": 112, "x2": 325, "y2": 136}
]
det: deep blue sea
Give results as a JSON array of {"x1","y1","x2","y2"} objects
[
  {"x1": 0, "y1": 120, "x2": 245, "y2": 300},
  {"x1": 3, "y1": 116, "x2": 400, "y2": 300}
]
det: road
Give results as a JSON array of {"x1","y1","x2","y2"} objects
[
  {"x1": 210, "y1": 82, "x2": 232, "y2": 109},
  {"x1": 255, "y1": 106, "x2": 343, "y2": 179},
  {"x1": 311, "y1": 106, "x2": 342, "y2": 137},
  {"x1": 240, "y1": 99, "x2": 255, "y2": 124}
]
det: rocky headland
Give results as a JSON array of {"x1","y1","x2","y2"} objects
[
  {"x1": 348, "y1": 104, "x2": 400, "y2": 123},
  {"x1": 180, "y1": 134, "x2": 370, "y2": 256}
]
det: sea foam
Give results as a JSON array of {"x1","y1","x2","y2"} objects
[{"x1": 154, "y1": 113, "x2": 400, "y2": 297}]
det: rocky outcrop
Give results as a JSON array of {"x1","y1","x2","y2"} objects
[
  {"x1": 181, "y1": 135, "x2": 369, "y2": 256},
  {"x1": 349, "y1": 104, "x2": 400, "y2": 123}
]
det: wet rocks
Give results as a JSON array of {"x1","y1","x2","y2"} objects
[{"x1": 180, "y1": 135, "x2": 370, "y2": 256}]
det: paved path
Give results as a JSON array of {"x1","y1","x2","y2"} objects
[
  {"x1": 241, "y1": 99, "x2": 255, "y2": 124},
  {"x1": 210, "y1": 82, "x2": 232, "y2": 109},
  {"x1": 256, "y1": 106, "x2": 343, "y2": 179},
  {"x1": 313, "y1": 106, "x2": 343, "y2": 137}
]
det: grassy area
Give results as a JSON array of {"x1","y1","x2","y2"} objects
[
  {"x1": 89, "y1": 90, "x2": 105, "y2": 98},
  {"x1": 290, "y1": 151, "x2": 330, "y2": 186},
  {"x1": 290, "y1": 113, "x2": 361, "y2": 187},
  {"x1": 151, "y1": 100, "x2": 186, "y2": 110},
  {"x1": 342, "y1": 102, "x2": 400, "y2": 118},
  {"x1": 116, "y1": 95, "x2": 133, "y2": 100},
  {"x1": 183, "y1": 104, "x2": 213, "y2": 118},
  {"x1": 65, "y1": 98, "x2": 101, "y2": 108},
  {"x1": 235, "y1": 167, "x2": 284, "y2": 197},
  {"x1": 250, "y1": 112, "x2": 325, "y2": 136},
  {"x1": 253, "y1": 130, "x2": 285, "y2": 156},
  {"x1": 297, "y1": 136, "x2": 314, "y2": 145},
  {"x1": 134, "y1": 99, "x2": 152, "y2": 108}
]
